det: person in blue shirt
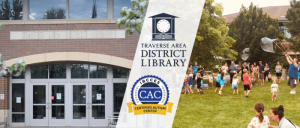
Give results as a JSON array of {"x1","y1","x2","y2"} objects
[
  {"x1": 192, "y1": 62, "x2": 199, "y2": 82},
  {"x1": 215, "y1": 70, "x2": 221, "y2": 93},
  {"x1": 285, "y1": 53, "x2": 298, "y2": 94}
]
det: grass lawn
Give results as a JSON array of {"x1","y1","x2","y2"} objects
[{"x1": 173, "y1": 79, "x2": 300, "y2": 128}]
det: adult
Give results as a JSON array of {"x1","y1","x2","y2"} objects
[
  {"x1": 229, "y1": 61, "x2": 237, "y2": 85},
  {"x1": 199, "y1": 65, "x2": 205, "y2": 77},
  {"x1": 264, "y1": 63, "x2": 270, "y2": 81},
  {"x1": 285, "y1": 53, "x2": 298, "y2": 94},
  {"x1": 275, "y1": 62, "x2": 282, "y2": 84},
  {"x1": 247, "y1": 102, "x2": 269, "y2": 128},
  {"x1": 259, "y1": 61, "x2": 265, "y2": 86},
  {"x1": 192, "y1": 62, "x2": 199, "y2": 82},
  {"x1": 252, "y1": 62, "x2": 259, "y2": 84},
  {"x1": 221, "y1": 63, "x2": 229, "y2": 86},
  {"x1": 269, "y1": 105, "x2": 299, "y2": 128},
  {"x1": 241, "y1": 62, "x2": 249, "y2": 81},
  {"x1": 247, "y1": 62, "x2": 250, "y2": 73}
]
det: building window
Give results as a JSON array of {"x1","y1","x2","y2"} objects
[
  {"x1": 113, "y1": 83, "x2": 126, "y2": 112},
  {"x1": 12, "y1": 71, "x2": 25, "y2": 79},
  {"x1": 280, "y1": 26, "x2": 291, "y2": 38},
  {"x1": 69, "y1": 0, "x2": 107, "y2": 19},
  {"x1": 31, "y1": 65, "x2": 48, "y2": 79},
  {"x1": 73, "y1": 85, "x2": 86, "y2": 119},
  {"x1": 29, "y1": 0, "x2": 66, "y2": 20},
  {"x1": 113, "y1": 0, "x2": 132, "y2": 18},
  {"x1": 12, "y1": 83, "x2": 25, "y2": 122},
  {"x1": 89, "y1": 65, "x2": 107, "y2": 78},
  {"x1": 49, "y1": 64, "x2": 66, "y2": 79},
  {"x1": 113, "y1": 68, "x2": 127, "y2": 78},
  {"x1": 71, "y1": 64, "x2": 89, "y2": 78},
  {"x1": 0, "y1": 0, "x2": 23, "y2": 20}
]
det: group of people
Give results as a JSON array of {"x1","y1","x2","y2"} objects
[
  {"x1": 183, "y1": 53, "x2": 300, "y2": 99},
  {"x1": 183, "y1": 62, "x2": 205, "y2": 94},
  {"x1": 247, "y1": 102, "x2": 299, "y2": 128}
]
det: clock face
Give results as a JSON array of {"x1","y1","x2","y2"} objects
[{"x1": 157, "y1": 19, "x2": 170, "y2": 33}]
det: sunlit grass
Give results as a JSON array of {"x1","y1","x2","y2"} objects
[{"x1": 173, "y1": 79, "x2": 300, "y2": 128}]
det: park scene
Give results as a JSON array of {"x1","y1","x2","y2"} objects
[{"x1": 174, "y1": 0, "x2": 300, "y2": 127}]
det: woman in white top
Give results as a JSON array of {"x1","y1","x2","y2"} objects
[
  {"x1": 247, "y1": 102, "x2": 270, "y2": 128},
  {"x1": 269, "y1": 105, "x2": 299, "y2": 128},
  {"x1": 221, "y1": 63, "x2": 228, "y2": 86}
]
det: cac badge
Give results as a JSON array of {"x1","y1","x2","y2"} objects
[{"x1": 127, "y1": 75, "x2": 174, "y2": 115}]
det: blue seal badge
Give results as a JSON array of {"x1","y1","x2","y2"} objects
[{"x1": 131, "y1": 75, "x2": 169, "y2": 105}]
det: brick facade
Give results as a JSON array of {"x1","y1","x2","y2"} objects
[{"x1": 0, "y1": 23, "x2": 139, "y2": 110}]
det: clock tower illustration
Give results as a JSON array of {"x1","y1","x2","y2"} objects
[{"x1": 149, "y1": 13, "x2": 178, "y2": 41}]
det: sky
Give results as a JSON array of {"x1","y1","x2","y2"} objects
[{"x1": 214, "y1": 0, "x2": 291, "y2": 15}]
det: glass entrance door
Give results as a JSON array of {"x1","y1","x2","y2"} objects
[
  {"x1": 31, "y1": 83, "x2": 67, "y2": 126},
  {"x1": 88, "y1": 82, "x2": 106, "y2": 126},
  {"x1": 71, "y1": 83, "x2": 88, "y2": 126},
  {"x1": 49, "y1": 83, "x2": 66, "y2": 126},
  {"x1": 31, "y1": 83, "x2": 48, "y2": 126}
]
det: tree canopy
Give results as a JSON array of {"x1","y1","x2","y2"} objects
[
  {"x1": 228, "y1": 2, "x2": 284, "y2": 64},
  {"x1": 285, "y1": 0, "x2": 300, "y2": 52},
  {"x1": 190, "y1": 0, "x2": 237, "y2": 69}
]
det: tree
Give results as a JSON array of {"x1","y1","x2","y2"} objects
[
  {"x1": 42, "y1": 7, "x2": 66, "y2": 19},
  {"x1": 190, "y1": 0, "x2": 237, "y2": 69},
  {"x1": 11, "y1": 0, "x2": 22, "y2": 20},
  {"x1": 228, "y1": 3, "x2": 284, "y2": 64},
  {"x1": 0, "y1": 53, "x2": 26, "y2": 78},
  {"x1": 285, "y1": 0, "x2": 300, "y2": 52},
  {"x1": 116, "y1": 0, "x2": 148, "y2": 35},
  {"x1": 0, "y1": 0, "x2": 11, "y2": 20}
]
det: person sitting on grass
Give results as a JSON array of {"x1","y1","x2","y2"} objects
[
  {"x1": 215, "y1": 71, "x2": 221, "y2": 93},
  {"x1": 243, "y1": 69, "x2": 251, "y2": 98},
  {"x1": 209, "y1": 73, "x2": 214, "y2": 89},
  {"x1": 251, "y1": 72, "x2": 256, "y2": 88},
  {"x1": 268, "y1": 72, "x2": 272, "y2": 82},
  {"x1": 247, "y1": 102, "x2": 270, "y2": 128},
  {"x1": 184, "y1": 75, "x2": 190, "y2": 94},
  {"x1": 271, "y1": 78, "x2": 279, "y2": 101},
  {"x1": 268, "y1": 105, "x2": 299, "y2": 128},
  {"x1": 232, "y1": 73, "x2": 239, "y2": 94}
]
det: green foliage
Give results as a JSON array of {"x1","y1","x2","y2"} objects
[
  {"x1": 116, "y1": 0, "x2": 148, "y2": 35},
  {"x1": 190, "y1": 0, "x2": 238, "y2": 69},
  {"x1": 228, "y1": 3, "x2": 284, "y2": 64},
  {"x1": 43, "y1": 7, "x2": 66, "y2": 19},
  {"x1": 174, "y1": 79, "x2": 300, "y2": 127},
  {"x1": 0, "y1": 54, "x2": 26, "y2": 78},
  {"x1": 285, "y1": 0, "x2": 300, "y2": 52}
]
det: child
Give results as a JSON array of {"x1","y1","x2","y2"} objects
[
  {"x1": 268, "y1": 72, "x2": 272, "y2": 82},
  {"x1": 196, "y1": 70, "x2": 204, "y2": 94},
  {"x1": 209, "y1": 73, "x2": 214, "y2": 88},
  {"x1": 247, "y1": 102, "x2": 270, "y2": 128},
  {"x1": 218, "y1": 72, "x2": 225, "y2": 95},
  {"x1": 232, "y1": 73, "x2": 239, "y2": 94},
  {"x1": 270, "y1": 78, "x2": 279, "y2": 101},
  {"x1": 184, "y1": 75, "x2": 190, "y2": 94},
  {"x1": 188, "y1": 73, "x2": 193, "y2": 93},
  {"x1": 251, "y1": 72, "x2": 256, "y2": 88},
  {"x1": 243, "y1": 69, "x2": 251, "y2": 98},
  {"x1": 215, "y1": 71, "x2": 221, "y2": 93}
]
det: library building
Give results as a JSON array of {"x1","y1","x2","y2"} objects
[{"x1": 0, "y1": 0, "x2": 137, "y2": 127}]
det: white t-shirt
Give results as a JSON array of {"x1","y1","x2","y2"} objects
[
  {"x1": 247, "y1": 116, "x2": 270, "y2": 128},
  {"x1": 271, "y1": 84, "x2": 278, "y2": 92},
  {"x1": 232, "y1": 78, "x2": 238, "y2": 85},
  {"x1": 209, "y1": 76, "x2": 213, "y2": 82},
  {"x1": 222, "y1": 66, "x2": 228, "y2": 74}
]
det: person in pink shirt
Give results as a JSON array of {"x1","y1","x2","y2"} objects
[{"x1": 243, "y1": 69, "x2": 251, "y2": 98}]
